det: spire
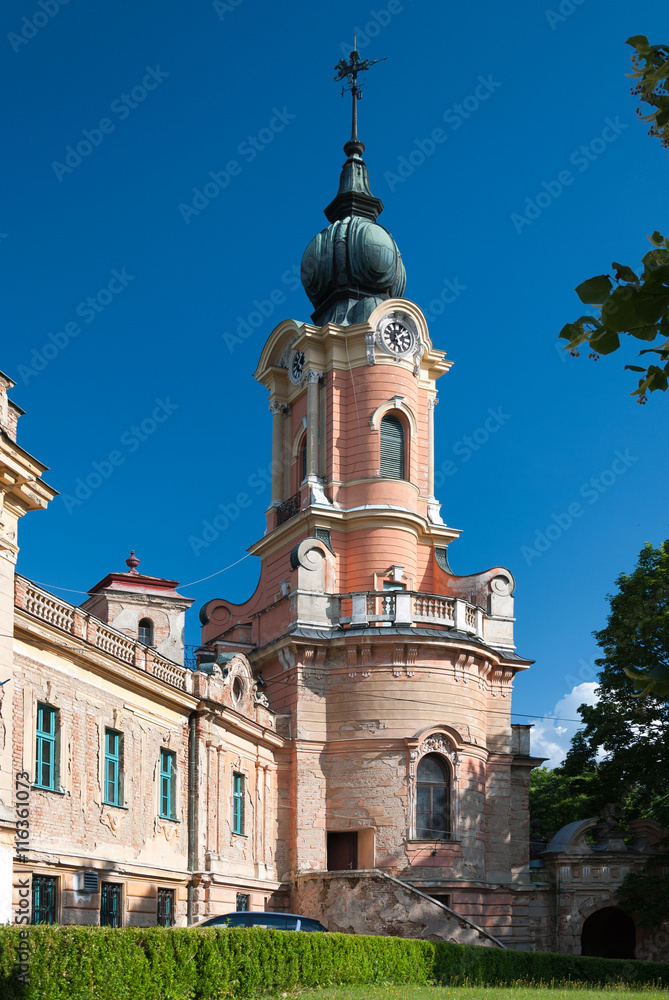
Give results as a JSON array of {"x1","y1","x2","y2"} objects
[
  {"x1": 300, "y1": 43, "x2": 405, "y2": 326},
  {"x1": 325, "y1": 42, "x2": 386, "y2": 223}
]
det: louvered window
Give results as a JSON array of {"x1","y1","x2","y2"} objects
[{"x1": 380, "y1": 415, "x2": 405, "y2": 479}]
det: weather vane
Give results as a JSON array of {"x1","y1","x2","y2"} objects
[{"x1": 333, "y1": 35, "x2": 386, "y2": 148}]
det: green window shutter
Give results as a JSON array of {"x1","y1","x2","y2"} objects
[
  {"x1": 380, "y1": 415, "x2": 405, "y2": 479},
  {"x1": 35, "y1": 703, "x2": 57, "y2": 790},
  {"x1": 160, "y1": 749, "x2": 175, "y2": 819},
  {"x1": 233, "y1": 772, "x2": 244, "y2": 834},
  {"x1": 104, "y1": 729, "x2": 121, "y2": 806}
]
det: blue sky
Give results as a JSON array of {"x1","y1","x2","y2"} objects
[{"x1": 3, "y1": 0, "x2": 668, "y2": 766}]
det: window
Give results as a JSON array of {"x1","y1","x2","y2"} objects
[
  {"x1": 159, "y1": 749, "x2": 176, "y2": 820},
  {"x1": 157, "y1": 888, "x2": 175, "y2": 927},
  {"x1": 416, "y1": 754, "x2": 450, "y2": 839},
  {"x1": 380, "y1": 415, "x2": 405, "y2": 479},
  {"x1": 138, "y1": 618, "x2": 153, "y2": 645},
  {"x1": 100, "y1": 882, "x2": 122, "y2": 927},
  {"x1": 232, "y1": 772, "x2": 245, "y2": 835},
  {"x1": 35, "y1": 703, "x2": 58, "y2": 790},
  {"x1": 232, "y1": 677, "x2": 244, "y2": 703},
  {"x1": 104, "y1": 729, "x2": 123, "y2": 807},
  {"x1": 383, "y1": 580, "x2": 405, "y2": 592},
  {"x1": 236, "y1": 892, "x2": 249, "y2": 911},
  {"x1": 300, "y1": 436, "x2": 307, "y2": 482},
  {"x1": 32, "y1": 876, "x2": 57, "y2": 924}
]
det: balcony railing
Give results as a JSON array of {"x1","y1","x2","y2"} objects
[
  {"x1": 337, "y1": 591, "x2": 484, "y2": 638},
  {"x1": 276, "y1": 491, "x2": 301, "y2": 525},
  {"x1": 15, "y1": 576, "x2": 190, "y2": 692}
]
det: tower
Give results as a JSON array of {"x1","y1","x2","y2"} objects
[
  {"x1": 81, "y1": 551, "x2": 193, "y2": 665},
  {"x1": 198, "y1": 49, "x2": 539, "y2": 945}
]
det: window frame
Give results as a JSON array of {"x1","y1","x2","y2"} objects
[
  {"x1": 31, "y1": 875, "x2": 58, "y2": 925},
  {"x1": 100, "y1": 882, "x2": 123, "y2": 928},
  {"x1": 379, "y1": 413, "x2": 406, "y2": 480},
  {"x1": 157, "y1": 887, "x2": 175, "y2": 927},
  {"x1": 415, "y1": 753, "x2": 451, "y2": 840},
  {"x1": 159, "y1": 748, "x2": 177, "y2": 821},
  {"x1": 104, "y1": 728, "x2": 123, "y2": 807},
  {"x1": 232, "y1": 771, "x2": 245, "y2": 835},
  {"x1": 34, "y1": 703, "x2": 58, "y2": 791},
  {"x1": 138, "y1": 618, "x2": 154, "y2": 645}
]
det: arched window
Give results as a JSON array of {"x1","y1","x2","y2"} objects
[
  {"x1": 138, "y1": 618, "x2": 153, "y2": 645},
  {"x1": 380, "y1": 414, "x2": 405, "y2": 479},
  {"x1": 416, "y1": 754, "x2": 450, "y2": 839},
  {"x1": 301, "y1": 435, "x2": 307, "y2": 482}
]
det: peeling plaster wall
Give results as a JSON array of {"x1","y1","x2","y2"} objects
[
  {"x1": 294, "y1": 870, "x2": 502, "y2": 946},
  {"x1": 11, "y1": 645, "x2": 191, "y2": 925}
]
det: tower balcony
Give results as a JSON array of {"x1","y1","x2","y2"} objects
[
  {"x1": 338, "y1": 591, "x2": 480, "y2": 634},
  {"x1": 290, "y1": 589, "x2": 514, "y2": 650}
]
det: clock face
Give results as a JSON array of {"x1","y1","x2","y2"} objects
[
  {"x1": 381, "y1": 320, "x2": 413, "y2": 355},
  {"x1": 290, "y1": 350, "x2": 305, "y2": 384}
]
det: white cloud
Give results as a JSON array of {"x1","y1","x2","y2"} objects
[{"x1": 530, "y1": 682, "x2": 599, "y2": 768}]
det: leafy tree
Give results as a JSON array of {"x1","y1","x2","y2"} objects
[
  {"x1": 555, "y1": 540, "x2": 669, "y2": 928},
  {"x1": 628, "y1": 35, "x2": 669, "y2": 147},
  {"x1": 529, "y1": 765, "x2": 602, "y2": 841},
  {"x1": 561, "y1": 540, "x2": 669, "y2": 821},
  {"x1": 616, "y1": 857, "x2": 669, "y2": 929},
  {"x1": 560, "y1": 37, "x2": 669, "y2": 401}
]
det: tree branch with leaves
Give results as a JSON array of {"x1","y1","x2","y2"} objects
[{"x1": 559, "y1": 37, "x2": 669, "y2": 402}]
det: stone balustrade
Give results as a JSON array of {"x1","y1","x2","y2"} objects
[
  {"x1": 14, "y1": 575, "x2": 190, "y2": 691},
  {"x1": 335, "y1": 591, "x2": 487, "y2": 640}
]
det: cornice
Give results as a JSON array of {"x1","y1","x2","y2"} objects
[
  {"x1": 248, "y1": 504, "x2": 461, "y2": 560},
  {"x1": 197, "y1": 700, "x2": 285, "y2": 750},
  {"x1": 249, "y1": 626, "x2": 527, "y2": 673},
  {"x1": 0, "y1": 432, "x2": 58, "y2": 514},
  {"x1": 13, "y1": 611, "x2": 198, "y2": 714}
]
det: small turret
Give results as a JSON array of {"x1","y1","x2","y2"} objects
[{"x1": 80, "y1": 551, "x2": 193, "y2": 665}]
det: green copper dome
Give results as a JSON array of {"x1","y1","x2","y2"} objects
[{"x1": 301, "y1": 142, "x2": 406, "y2": 326}]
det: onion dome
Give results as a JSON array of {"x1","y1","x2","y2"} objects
[{"x1": 301, "y1": 133, "x2": 406, "y2": 326}]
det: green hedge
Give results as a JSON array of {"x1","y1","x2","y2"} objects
[{"x1": 0, "y1": 925, "x2": 667, "y2": 1000}]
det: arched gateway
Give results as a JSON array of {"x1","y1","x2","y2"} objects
[{"x1": 581, "y1": 906, "x2": 636, "y2": 959}]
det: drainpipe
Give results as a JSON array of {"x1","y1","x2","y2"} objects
[
  {"x1": 187, "y1": 712, "x2": 196, "y2": 925},
  {"x1": 555, "y1": 868, "x2": 560, "y2": 952}
]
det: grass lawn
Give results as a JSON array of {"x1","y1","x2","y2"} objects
[{"x1": 268, "y1": 987, "x2": 667, "y2": 1000}]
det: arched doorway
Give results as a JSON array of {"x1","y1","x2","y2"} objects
[{"x1": 581, "y1": 906, "x2": 636, "y2": 959}]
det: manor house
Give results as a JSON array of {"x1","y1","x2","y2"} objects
[{"x1": 1, "y1": 51, "x2": 665, "y2": 957}]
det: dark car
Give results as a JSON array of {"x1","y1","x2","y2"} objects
[{"x1": 195, "y1": 911, "x2": 327, "y2": 932}]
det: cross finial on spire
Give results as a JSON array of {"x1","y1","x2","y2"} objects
[{"x1": 334, "y1": 40, "x2": 386, "y2": 156}]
